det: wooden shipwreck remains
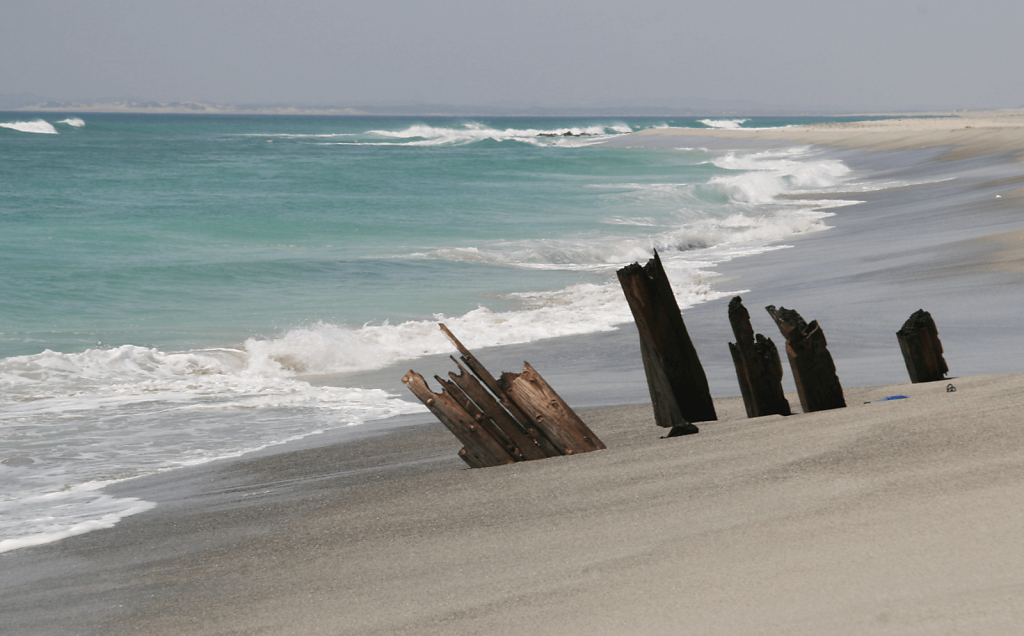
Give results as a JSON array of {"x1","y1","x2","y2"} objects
[
  {"x1": 727, "y1": 297, "x2": 791, "y2": 418},
  {"x1": 766, "y1": 305, "x2": 845, "y2": 413},
  {"x1": 402, "y1": 324, "x2": 605, "y2": 468},
  {"x1": 897, "y1": 309, "x2": 948, "y2": 383},
  {"x1": 617, "y1": 251, "x2": 716, "y2": 436}
]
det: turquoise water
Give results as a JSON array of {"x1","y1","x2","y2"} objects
[
  {"x1": 1, "y1": 112, "x2": 874, "y2": 552},
  {"x1": 1, "y1": 114, "x2": 874, "y2": 358}
]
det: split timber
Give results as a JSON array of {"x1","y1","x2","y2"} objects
[{"x1": 402, "y1": 324, "x2": 605, "y2": 468}]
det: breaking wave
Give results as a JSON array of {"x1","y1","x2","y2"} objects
[
  {"x1": 700, "y1": 119, "x2": 749, "y2": 129},
  {"x1": 0, "y1": 119, "x2": 59, "y2": 134},
  {"x1": 363, "y1": 122, "x2": 634, "y2": 146}
]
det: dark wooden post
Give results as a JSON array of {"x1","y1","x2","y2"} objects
[
  {"x1": 728, "y1": 297, "x2": 791, "y2": 418},
  {"x1": 617, "y1": 251, "x2": 716, "y2": 433},
  {"x1": 499, "y1": 362, "x2": 606, "y2": 455},
  {"x1": 765, "y1": 305, "x2": 845, "y2": 413},
  {"x1": 897, "y1": 309, "x2": 948, "y2": 383},
  {"x1": 402, "y1": 371, "x2": 516, "y2": 468}
]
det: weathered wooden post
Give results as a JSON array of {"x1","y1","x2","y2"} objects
[
  {"x1": 403, "y1": 323, "x2": 605, "y2": 467},
  {"x1": 446, "y1": 359, "x2": 557, "y2": 460},
  {"x1": 433, "y1": 374, "x2": 524, "y2": 461},
  {"x1": 728, "y1": 297, "x2": 791, "y2": 418},
  {"x1": 896, "y1": 309, "x2": 948, "y2": 383},
  {"x1": 617, "y1": 251, "x2": 716, "y2": 435},
  {"x1": 765, "y1": 305, "x2": 845, "y2": 413},
  {"x1": 402, "y1": 371, "x2": 516, "y2": 468},
  {"x1": 499, "y1": 363, "x2": 606, "y2": 455},
  {"x1": 439, "y1": 324, "x2": 562, "y2": 457}
]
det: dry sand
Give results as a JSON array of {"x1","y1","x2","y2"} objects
[
  {"x1": 4, "y1": 112, "x2": 1024, "y2": 635},
  {"x1": 8, "y1": 375, "x2": 1023, "y2": 635},
  {"x1": 633, "y1": 109, "x2": 1024, "y2": 161}
]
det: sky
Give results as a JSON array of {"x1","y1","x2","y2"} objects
[{"x1": 2, "y1": 0, "x2": 1023, "y2": 112}]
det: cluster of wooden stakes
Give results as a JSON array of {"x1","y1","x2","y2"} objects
[{"x1": 405, "y1": 251, "x2": 949, "y2": 469}]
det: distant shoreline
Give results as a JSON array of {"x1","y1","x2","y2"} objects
[
  {"x1": 6, "y1": 102, "x2": 370, "y2": 116},
  {"x1": 623, "y1": 109, "x2": 1024, "y2": 160},
  {"x1": 2, "y1": 102, "x2": 984, "y2": 118}
]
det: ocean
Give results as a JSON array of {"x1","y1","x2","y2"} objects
[{"x1": 1, "y1": 112, "x2": 886, "y2": 552}]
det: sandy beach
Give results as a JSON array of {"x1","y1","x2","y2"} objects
[{"x1": 4, "y1": 112, "x2": 1024, "y2": 635}]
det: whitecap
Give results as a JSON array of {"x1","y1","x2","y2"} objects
[
  {"x1": 699, "y1": 119, "x2": 749, "y2": 129},
  {"x1": 366, "y1": 122, "x2": 632, "y2": 146},
  {"x1": 0, "y1": 119, "x2": 59, "y2": 134}
]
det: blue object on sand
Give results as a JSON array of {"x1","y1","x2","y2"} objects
[{"x1": 876, "y1": 395, "x2": 909, "y2": 402}]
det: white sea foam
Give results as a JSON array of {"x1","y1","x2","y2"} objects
[
  {"x1": 708, "y1": 147, "x2": 852, "y2": 204},
  {"x1": 0, "y1": 119, "x2": 59, "y2": 134},
  {"x1": 243, "y1": 123, "x2": 632, "y2": 147},
  {"x1": 0, "y1": 342, "x2": 426, "y2": 553},
  {"x1": 415, "y1": 146, "x2": 849, "y2": 272},
  {"x1": 365, "y1": 122, "x2": 633, "y2": 146},
  {"x1": 700, "y1": 119, "x2": 749, "y2": 129},
  {"x1": 243, "y1": 132, "x2": 355, "y2": 138},
  {"x1": 56, "y1": 118, "x2": 85, "y2": 127},
  {"x1": 0, "y1": 141, "x2": 862, "y2": 554},
  {"x1": 0, "y1": 484, "x2": 155, "y2": 554}
]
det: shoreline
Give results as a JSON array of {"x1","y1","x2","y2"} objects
[
  {"x1": 6, "y1": 374, "x2": 1024, "y2": 634},
  {"x1": 4, "y1": 112, "x2": 1024, "y2": 633},
  {"x1": 624, "y1": 109, "x2": 1024, "y2": 160}
]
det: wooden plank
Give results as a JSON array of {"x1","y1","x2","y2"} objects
[
  {"x1": 447, "y1": 359, "x2": 559, "y2": 460},
  {"x1": 434, "y1": 375, "x2": 523, "y2": 461},
  {"x1": 402, "y1": 370, "x2": 515, "y2": 468},
  {"x1": 457, "y1": 447, "x2": 486, "y2": 469},
  {"x1": 438, "y1": 323, "x2": 536, "y2": 429},
  {"x1": 765, "y1": 305, "x2": 845, "y2": 413},
  {"x1": 897, "y1": 309, "x2": 949, "y2": 383},
  {"x1": 616, "y1": 251, "x2": 717, "y2": 426},
  {"x1": 499, "y1": 362, "x2": 606, "y2": 455},
  {"x1": 728, "y1": 296, "x2": 791, "y2": 418}
]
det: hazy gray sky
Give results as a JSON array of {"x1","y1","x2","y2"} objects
[{"x1": 2, "y1": 0, "x2": 1022, "y2": 111}]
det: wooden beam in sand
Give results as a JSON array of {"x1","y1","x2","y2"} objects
[
  {"x1": 402, "y1": 371, "x2": 515, "y2": 468},
  {"x1": 499, "y1": 362, "x2": 606, "y2": 455},
  {"x1": 447, "y1": 359, "x2": 559, "y2": 460},
  {"x1": 438, "y1": 323, "x2": 535, "y2": 429},
  {"x1": 616, "y1": 251, "x2": 716, "y2": 434},
  {"x1": 766, "y1": 305, "x2": 845, "y2": 413},
  {"x1": 727, "y1": 296, "x2": 791, "y2": 418},
  {"x1": 433, "y1": 374, "x2": 524, "y2": 461},
  {"x1": 897, "y1": 309, "x2": 949, "y2": 383},
  {"x1": 404, "y1": 324, "x2": 604, "y2": 467}
]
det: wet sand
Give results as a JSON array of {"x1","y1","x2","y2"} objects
[{"x1": 4, "y1": 112, "x2": 1024, "y2": 634}]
